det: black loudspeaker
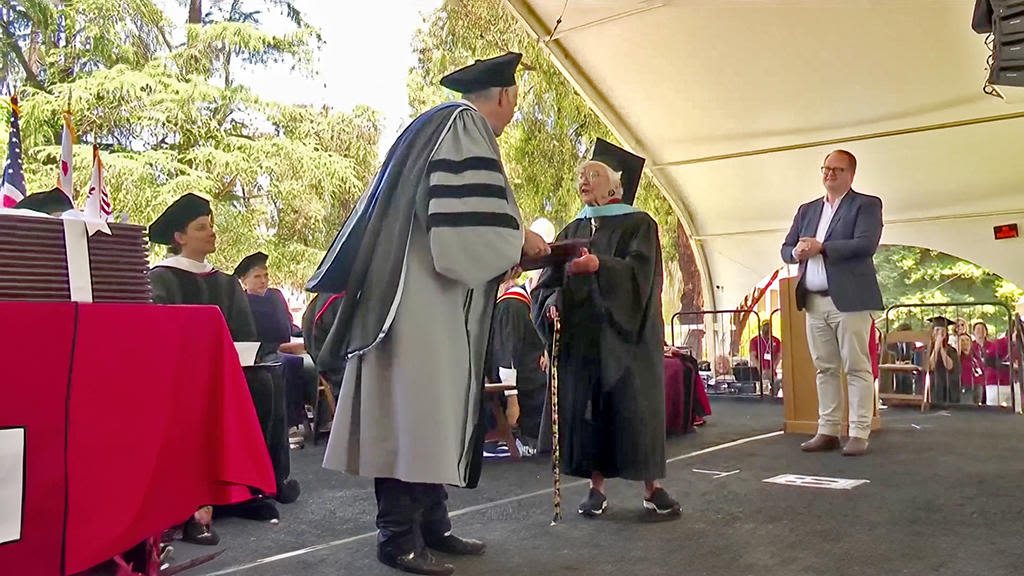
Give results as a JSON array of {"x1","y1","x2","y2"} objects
[{"x1": 988, "y1": 1, "x2": 1024, "y2": 87}]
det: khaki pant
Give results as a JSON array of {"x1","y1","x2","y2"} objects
[{"x1": 805, "y1": 294, "x2": 874, "y2": 439}]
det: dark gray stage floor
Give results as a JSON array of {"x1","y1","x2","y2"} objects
[{"x1": 175, "y1": 399, "x2": 1024, "y2": 576}]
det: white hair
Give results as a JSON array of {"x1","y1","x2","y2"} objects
[
  {"x1": 578, "y1": 160, "x2": 623, "y2": 197},
  {"x1": 464, "y1": 87, "x2": 503, "y2": 105}
]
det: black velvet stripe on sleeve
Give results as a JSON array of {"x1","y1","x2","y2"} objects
[
  {"x1": 427, "y1": 212, "x2": 521, "y2": 230},
  {"x1": 429, "y1": 183, "x2": 508, "y2": 200},
  {"x1": 427, "y1": 156, "x2": 502, "y2": 175}
]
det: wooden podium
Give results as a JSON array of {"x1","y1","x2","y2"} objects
[{"x1": 779, "y1": 276, "x2": 881, "y2": 435}]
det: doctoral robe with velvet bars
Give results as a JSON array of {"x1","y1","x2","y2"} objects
[
  {"x1": 532, "y1": 211, "x2": 666, "y2": 481},
  {"x1": 323, "y1": 104, "x2": 523, "y2": 487}
]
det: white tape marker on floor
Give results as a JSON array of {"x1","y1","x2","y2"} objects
[
  {"x1": 692, "y1": 469, "x2": 740, "y2": 479},
  {"x1": 763, "y1": 474, "x2": 870, "y2": 490}
]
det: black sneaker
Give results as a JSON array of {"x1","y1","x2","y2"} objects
[
  {"x1": 643, "y1": 488, "x2": 681, "y2": 516},
  {"x1": 578, "y1": 488, "x2": 607, "y2": 517}
]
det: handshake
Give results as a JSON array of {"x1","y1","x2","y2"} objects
[{"x1": 519, "y1": 235, "x2": 596, "y2": 274}]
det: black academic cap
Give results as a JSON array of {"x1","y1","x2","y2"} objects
[
  {"x1": 590, "y1": 138, "x2": 646, "y2": 205},
  {"x1": 440, "y1": 52, "x2": 522, "y2": 94},
  {"x1": 149, "y1": 193, "x2": 212, "y2": 245},
  {"x1": 233, "y1": 251, "x2": 269, "y2": 278},
  {"x1": 927, "y1": 316, "x2": 954, "y2": 328},
  {"x1": 13, "y1": 187, "x2": 74, "y2": 215}
]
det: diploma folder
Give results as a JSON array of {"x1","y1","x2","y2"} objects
[{"x1": 520, "y1": 238, "x2": 590, "y2": 271}]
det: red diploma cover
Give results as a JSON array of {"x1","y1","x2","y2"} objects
[{"x1": 520, "y1": 238, "x2": 590, "y2": 271}]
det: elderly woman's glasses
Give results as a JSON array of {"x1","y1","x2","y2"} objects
[{"x1": 578, "y1": 169, "x2": 604, "y2": 183}]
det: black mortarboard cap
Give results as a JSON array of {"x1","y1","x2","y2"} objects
[
  {"x1": 927, "y1": 316, "x2": 954, "y2": 328},
  {"x1": 233, "y1": 251, "x2": 269, "y2": 278},
  {"x1": 440, "y1": 52, "x2": 522, "y2": 94},
  {"x1": 590, "y1": 138, "x2": 646, "y2": 205},
  {"x1": 149, "y1": 193, "x2": 212, "y2": 245},
  {"x1": 13, "y1": 187, "x2": 74, "y2": 215}
]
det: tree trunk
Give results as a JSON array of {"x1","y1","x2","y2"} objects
[
  {"x1": 676, "y1": 222, "x2": 706, "y2": 353},
  {"x1": 223, "y1": 44, "x2": 231, "y2": 88},
  {"x1": 0, "y1": 22, "x2": 47, "y2": 92},
  {"x1": 189, "y1": 0, "x2": 202, "y2": 24}
]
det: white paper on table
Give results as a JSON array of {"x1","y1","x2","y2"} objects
[
  {"x1": 0, "y1": 428, "x2": 26, "y2": 544},
  {"x1": 234, "y1": 342, "x2": 261, "y2": 367}
]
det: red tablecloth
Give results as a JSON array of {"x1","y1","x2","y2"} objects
[{"x1": 0, "y1": 302, "x2": 275, "y2": 575}]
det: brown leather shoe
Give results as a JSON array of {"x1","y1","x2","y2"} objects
[
  {"x1": 800, "y1": 434, "x2": 840, "y2": 452},
  {"x1": 842, "y1": 437, "x2": 869, "y2": 456}
]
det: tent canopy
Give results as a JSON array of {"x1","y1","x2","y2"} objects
[{"x1": 507, "y1": 0, "x2": 1024, "y2": 310}]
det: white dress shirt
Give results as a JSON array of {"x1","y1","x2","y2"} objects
[{"x1": 801, "y1": 191, "x2": 847, "y2": 292}]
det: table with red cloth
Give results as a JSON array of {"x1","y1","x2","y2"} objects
[
  {"x1": 0, "y1": 302, "x2": 276, "y2": 576},
  {"x1": 664, "y1": 355, "x2": 710, "y2": 434}
]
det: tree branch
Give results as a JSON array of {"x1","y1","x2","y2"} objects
[{"x1": 0, "y1": 20, "x2": 48, "y2": 93}]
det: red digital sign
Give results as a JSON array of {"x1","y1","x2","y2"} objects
[{"x1": 994, "y1": 223, "x2": 1019, "y2": 240}]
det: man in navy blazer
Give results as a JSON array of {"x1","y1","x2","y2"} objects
[{"x1": 781, "y1": 150, "x2": 883, "y2": 456}]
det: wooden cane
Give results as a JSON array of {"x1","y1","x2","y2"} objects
[{"x1": 550, "y1": 316, "x2": 562, "y2": 525}]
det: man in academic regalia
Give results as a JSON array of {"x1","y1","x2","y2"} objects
[
  {"x1": 306, "y1": 53, "x2": 549, "y2": 575},
  {"x1": 532, "y1": 140, "x2": 682, "y2": 519},
  {"x1": 147, "y1": 194, "x2": 299, "y2": 544}
]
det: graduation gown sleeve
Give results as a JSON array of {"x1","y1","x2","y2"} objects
[
  {"x1": 488, "y1": 298, "x2": 535, "y2": 388},
  {"x1": 148, "y1": 267, "x2": 179, "y2": 305},
  {"x1": 224, "y1": 279, "x2": 259, "y2": 342},
  {"x1": 423, "y1": 109, "x2": 523, "y2": 286}
]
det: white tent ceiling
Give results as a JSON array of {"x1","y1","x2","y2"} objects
[{"x1": 506, "y1": 0, "x2": 1024, "y2": 310}]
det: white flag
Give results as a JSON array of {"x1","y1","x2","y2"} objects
[
  {"x1": 58, "y1": 111, "x2": 74, "y2": 201},
  {"x1": 84, "y1": 144, "x2": 111, "y2": 220}
]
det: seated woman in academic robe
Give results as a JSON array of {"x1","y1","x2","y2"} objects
[
  {"x1": 147, "y1": 194, "x2": 298, "y2": 545},
  {"x1": 486, "y1": 267, "x2": 547, "y2": 455},
  {"x1": 532, "y1": 139, "x2": 681, "y2": 519},
  {"x1": 234, "y1": 252, "x2": 316, "y2": 441}
]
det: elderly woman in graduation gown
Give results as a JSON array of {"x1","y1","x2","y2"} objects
[
  {"x1": 147, "y1": 194, "x2": 299, "y2": 545},
  {"x1": 532, "y1": 139, "x2": 681, "y2": 519}
]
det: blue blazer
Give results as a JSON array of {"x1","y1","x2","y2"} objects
[{"x1": 781, "y1": 189, "x2": 884, "y2": 312}]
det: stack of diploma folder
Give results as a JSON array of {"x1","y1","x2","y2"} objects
[{"x1": 0, "y1": 214, "x2": 152, "y2": 302}]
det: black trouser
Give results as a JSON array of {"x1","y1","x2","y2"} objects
[
  {"x1": 243, "y1": 365, "x2": 290, "y2": 483},
  {"x1": 374, "y1": 478, "x2": 452, "y2": 556},
  {"x1": 280, "y1": 352, "x2": 310, "y2": 428}
]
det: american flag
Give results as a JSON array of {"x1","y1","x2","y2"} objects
[{"x1": 2, "y1": 95, "x2": 27, "y2": 208}]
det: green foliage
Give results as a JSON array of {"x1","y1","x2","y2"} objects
[
  {"x1": 875, "y1": 245, "x2": 1023, "y2": 334},
  {"x1": 408, "y1": 0, "x2": 682, "y2": 316},
  {"x1": 1, "y1": 0, "x2": 380, "y2": 291}
]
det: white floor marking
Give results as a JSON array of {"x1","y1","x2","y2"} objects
[
  {"x1": 763, "y1": 474, "x2": 870, "y2": 490},
  {"x1": 202, "y1": 429, "x2": 783, "y2": 575},
  {"x1": 692, "y1": 469, "x2": 740, "y2": 479}
]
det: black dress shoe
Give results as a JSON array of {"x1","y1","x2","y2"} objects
[
  {"x1": 377, "y1": 548, "x2": 454, "y2": 575},
  {"x1": 182, "y1": 518, "x2": 219, "y2": 546},
  {"x1": 275, "y1": 478, "x2": 301, "y2": 504},
  {"x1": 216, "y1": 497, "x2": 280, "y2": 522},
  {"x1": 425, "y1": 534, "x2": 486, "y2": 556}
]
